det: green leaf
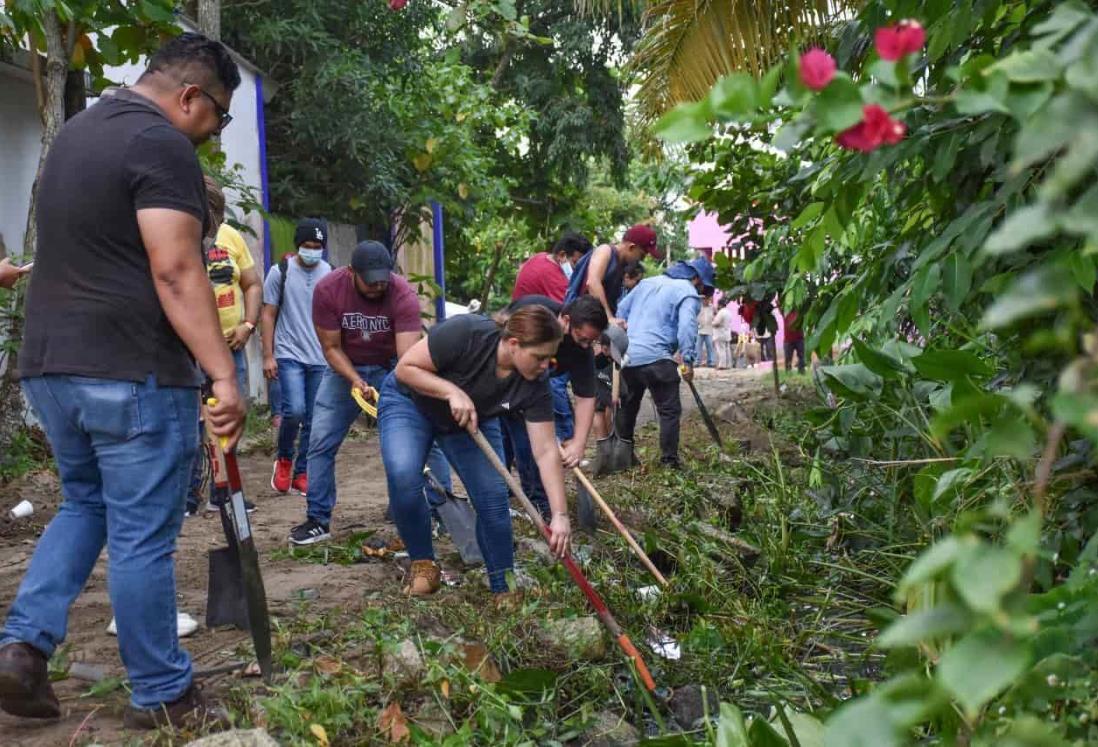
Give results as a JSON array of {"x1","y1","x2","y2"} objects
[
  {"x1": 911, "y1": 350, "x2": 993, "y2": 381},
  {"x1": 981, "y1": 265, "x2": 1076, "y2": 329},
  {"x1": 852, "y1": 339, "x2": 905, "y2": 379},
  {"x1": 983, "y1": 203, "x2": 1056, "y2": 256},
  {"x1": 987, "y1": 49, "x2": 1063, "y2": 82},
  {"x1": 654, "y1": 101, "x2": 713, "y2": 143},
  {"x1": 497, "y1": 668, "x2": 557, "y2": 697},
  {"x1": 910, "y1": 263, "x2": 940, "y2": 311},
  {"x1": 951, "y1": 545, "x2": 1022, "y2": 615},
  {"x1": 954, "y1": 73, "x2": 1010, "y2": 115},
  {"x1": 985, "y1": 415, "x2": 1037, "y2": 460},
  {"x1": 932, "y1": 468, "x2": 973, "y2": 503},
  {"x1": 709, "y1": 73, "x2": 759, "y2": 120},
  {"x1": 914, "y1": 463, "x2": 949, "y2": 512},
  {"x1": 747, "y1": 718, "x2": 789, "y2": 747},
  {"x1": 878, "y1": 604, "x2": 973, "y2": 648},
  {"x1": 813, "y1": 74, "x2": 863, "y2": 132},
  {"x1": 820, "y1": 364, "x2": 883, "y2": 402},
  {"x1": 715, "y1": 703, "x2": 750, "y2": 747},
  {"x1": 942, "y1": 253, "x2": 973, "y2": 312},
  {"x1": 791, "y1": 202, "x2": 824, "y2": 230},
  {"x1": 1006, "y1": 511, "x2": 1042, "y2": 556},
  {"x1": 773, "y1": 116, "x2": 812, "y2": 152},
  {"x1": 1033, "y1": 0, "x2": 1091, "y2": 42},
  {"x1": 784, "y1": 712, "x2": 825, "y2": 747},
  {"x1": 1050, "y1": 392, "x2": 1098, "y2": 441},
  {"x1": 897, "y1": 536, "x2": 968, "y2": 596},
  {"x1": 937, "y1": 630, "x2": 1032, "y2": 716},
  {"x1": 823, "y1": 693, "x2": 901, "y2": 747}
]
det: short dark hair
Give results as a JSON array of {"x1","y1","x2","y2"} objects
[
  {"x1": 553, "y1": 231, "x2": 592, "y2": 259},
  {"x1": 623, "y1": 262, "x2": 645, "y2": 278},
  {"x1": 143, "y1": 32, "x2": 241, "y2": 93},
  {"x1": 561, "y1": 295, "x2": 609, "y2": 332}
]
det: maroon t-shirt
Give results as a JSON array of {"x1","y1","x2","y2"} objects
[
  {"x1": 312, "y1": 267, "x2": 423, "y2": 366},
  {"x1": 512, "y1": 252, "x2": 568, "y2": 302}
]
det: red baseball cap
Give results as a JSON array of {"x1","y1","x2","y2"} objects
[{"x1": 622, "y1": 224, "x2": 663, "y2": 260}]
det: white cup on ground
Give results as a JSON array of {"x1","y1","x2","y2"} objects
[{"x1": 9, "y1": 500, "x2": 33, "y2": 519}]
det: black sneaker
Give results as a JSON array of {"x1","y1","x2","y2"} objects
[
  {"x1": 185, "y1": 501, "x2": 199, "y2": 518},
  {"x1": 289, "y1": 519, "x2": 331, "y2": 546},
  {"x1": 205, "y1": 498, "x2": 257, "y2": 514}
]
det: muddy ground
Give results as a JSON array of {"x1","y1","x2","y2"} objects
[{"x1": 0, "y1": 366, "x2": 779, "y2": 746}]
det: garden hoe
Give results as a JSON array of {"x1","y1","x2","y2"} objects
[
  {"x1": 470, "y1": 429, "x2": 658, "y2": 692},
  {"x1": 354, "y1": 385, "x2": 484, "y2": 567},
  {"x1": 203, "y1": 399, "x2": 274, "y2": 684}
]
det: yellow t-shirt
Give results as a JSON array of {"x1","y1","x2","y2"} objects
[{"x1": 206, "y1": 224, "x2": 256, "y2": 335}]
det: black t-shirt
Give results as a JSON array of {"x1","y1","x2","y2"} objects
[
  {"x1": 415, "y1": 314, "x2": 554, "y2": 432},
  {"x1": 17, "y1": 89, "x2": 207, "y2": 387},
  {"x1": 506, "y1": 295, "x2": 596, "y2": 398}
]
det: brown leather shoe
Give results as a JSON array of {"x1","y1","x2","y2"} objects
[
  {"x1": 404, "y1": 560, "x2": 441, "y2": 596},
  {"x1": 0, "y1": 642, "x2": 60, "y2": 718},
  {"x1": 122, "y1": 683, "x2": 230, "y2": 731}
]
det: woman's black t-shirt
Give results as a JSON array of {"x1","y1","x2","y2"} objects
[{"x1": 413, "y1": 314, "x2": 554, "y2": 432}]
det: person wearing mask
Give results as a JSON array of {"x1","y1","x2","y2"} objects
[
  {"x1": 379, "y1": 306, "x2": 572, "y2": 598},
  {"x1": 616, "y1": 257, "x2": 715, "y2": 469},
  {"x1": 511, "y1": 232, "x2": 591, "y2": 302},
  {"x1": 261, "y1": 219, "x2": 332, "y2": 496},
  {"x1": 696, "y1": 297, "x2": 716, "y2": 367},
  {"x1": 0, "y1": 258, "x2": 31, "y2": 289},
  {"x1": 564, "y1": 224, "x2": 663, "y2": 326},
  {"x1": 0, "y1": 33, "x2": 244, "y2": 729},
  {"x1": 783, "y1": 307, "x2": 807, "y2": 374},
  {"x1": 289, "y1": 241, "x2": 451, "y2": 545},
  {"x1": 712, "y1": 297, "x2": 734, "y2": 369},
  {"x1": 498, "y1": 295, "x2": 608, "y2": 519}
]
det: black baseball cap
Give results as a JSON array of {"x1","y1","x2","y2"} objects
[{"x1": 351, "y1": 240, "x2": 393, "y2": 284}]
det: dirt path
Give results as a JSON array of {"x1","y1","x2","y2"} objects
[{"x1": 0, "y1": 366, "x2": 779, "y2": 745}]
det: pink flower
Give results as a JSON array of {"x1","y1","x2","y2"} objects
[
  {"x1": 875, "y1": 20, "x2": 926, "y2": 61},
  {"x1": 835, "y1": 104, "x2": 906, "y2": 152},
  {"x1": 389, "y1": 0, "x2": 407, "y2": 9},
  {"x1": 798, "y1": 48, "x2": 837, "y2": 91}
]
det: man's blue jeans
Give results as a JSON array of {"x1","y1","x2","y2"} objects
[
  {"x1": 500, "y1": 413, "x2": 551, "y2": 521},
  {"x1": 276, "y1": 358, "x2": 326, "y2": 476},
  {"x1": 305, "y1": 366, "x2": 452, "y2": 526},
  {"x1": 550, "y1": 374, "x2": 574, "y2": 441},
  {"x1": 698, "y1": 334, "x2": 715, "y2": 367},
  {"x1": 377, "y1": 372, "x2": 514, "y2": 592},
  {"x1": 2, "y1": 375, "x2": 197, "y2": 709}
]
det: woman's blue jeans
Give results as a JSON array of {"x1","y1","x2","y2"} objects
[{"x1": 377, "y1": 372, "x2": 514, "y2": 592}]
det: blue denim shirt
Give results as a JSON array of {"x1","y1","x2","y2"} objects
[{"x1": 617, "y1": 274, "x2": 701, "y2": 367}]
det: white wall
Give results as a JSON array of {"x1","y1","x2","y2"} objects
[{"x1": 0, "y1": 66, "x2": 44, "y2": 258}]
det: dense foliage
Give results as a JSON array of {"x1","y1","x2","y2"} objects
[{"x1": 657, "y1": 0, "x2": 1098, "y2": 743}]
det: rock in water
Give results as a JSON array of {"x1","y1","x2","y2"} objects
[{"x1": 184, "y1": 729, "x2": 280, "y2": 747}]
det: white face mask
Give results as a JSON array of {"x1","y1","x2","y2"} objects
[
  {"x1": 298, "y1": 248, "x2": 323, "y2": 266},
  {"x1": 561, "y1": 259, "x2": 574, "y2": 279}
]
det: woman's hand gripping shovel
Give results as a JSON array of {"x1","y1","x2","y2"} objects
[
  {"x1": 203, "y1": 397, "x2": 274, "y2": 683},
  {"x1": 469, "y1": 429, "x2": 658, "y2": 692},
  {"x1": 352, "y1": 385, "x2": 484, "y2": 567}
]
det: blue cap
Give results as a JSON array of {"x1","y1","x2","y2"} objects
[{"x1": 690, "y1": 257, "x2": 716, "y2": 295}]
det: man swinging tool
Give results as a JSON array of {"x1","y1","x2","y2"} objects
[{"x1": 289, "y1": 240, "x2": 453, "y2": 546}]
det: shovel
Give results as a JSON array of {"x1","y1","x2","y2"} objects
[
  {"x1": 423, "y1": 467, "x2": 484, "y2": 567},
  {"x1": 681, "y1": 366, "x2": 723, "y2": 449},
  {"x1": 203, "y1": 400, "x2": 274, "y2": 684},
  {"x1": 594, "y1": 365, "x2": 636, "y2": 475},
  {"x1": 470, "y1": 429, "x2": 657, "y2": 692}
]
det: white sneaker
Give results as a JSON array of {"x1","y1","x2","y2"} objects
[{"x1": 107, "y1": 612, "x2": 199, "y2": 638}]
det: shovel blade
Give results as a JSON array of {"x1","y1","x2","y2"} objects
[
  {"x1": 576, "y1": 481, "x2": 598, "y2": 533},
  {"x1": 594, "y1": 435, "x2": 635, "y2": 476},
  {"x1": 206, "y1": 546, "x2": 249, "y2": 630},
  {"x1": 433, "y1": 498, "x2": 484, "y2": 567}
]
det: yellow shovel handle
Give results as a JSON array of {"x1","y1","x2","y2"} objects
[
  {"x1": 351, "y1": 386, "x2": 379, "y2": 418},
  {"x1": 205, "y1": 397, "x2": 229, "y2": 450}
]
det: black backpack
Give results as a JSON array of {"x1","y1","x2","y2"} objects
[{"x1": 274, "y1": 254, "x2": 292, "y2": 328}]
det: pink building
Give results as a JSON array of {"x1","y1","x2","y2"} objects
[{"x1": 687, "y1": 209, "x2": 787, "y2": 350}]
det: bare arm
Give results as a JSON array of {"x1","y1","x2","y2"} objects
[
  {"x1": 395, "y1": 337, "x2": 478, "y2": 431},
  {"x1": 227, "y1": 266, "x2": 263, "y2": 350},
  {"x1": 560, "y1": 396, "x2": 595, "y2": 468},
  {"x1": 138, "y1": 208, "x2": 244, "y2": 447},
  {"x1": 260, "y1": 303, "x2": 279, "y2": 379},
  {"x1": 317, "y1": 326, "x2": 363, "y2": 390},
  {"x1": 585, "y1": 245, "x2": 616, "y2": 324},
  {"x1": 527, "y1": 419, "x2": 572, "y2": 557},
  {"x1": 395, "y1": 330, "x2": 421, "y2": 360}
]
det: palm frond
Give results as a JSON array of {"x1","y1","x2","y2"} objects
[{"x1": 628, "y1": 0, "x2": 858, "y2": 125}]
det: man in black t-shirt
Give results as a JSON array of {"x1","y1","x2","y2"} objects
[
  {"x1": 498, "y1": 295, "x2": 608, "y2": 518},
  {"x1": 0, "y1": 34, "x2": 243, "y2": 730}
]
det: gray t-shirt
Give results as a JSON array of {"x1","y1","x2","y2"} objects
[{"x1": 263, "y1": 258, "x2": 331, "y2": 366}]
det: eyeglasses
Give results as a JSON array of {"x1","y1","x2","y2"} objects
[{"x1": 184, "y1": 81, "x2": 233, "y2": 130}]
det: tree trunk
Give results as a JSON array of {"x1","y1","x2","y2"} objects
[
  {"x1": 480, "y1": 241, "x2": 505, "y2": 306},
  {"x1": 198, "y1": 0, "x2": 221, "y2": 40}
]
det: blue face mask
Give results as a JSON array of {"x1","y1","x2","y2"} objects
[
  {"x1": 561, "y1": 260, "x2": 574, "y2": 279},
  {"x1": 298, "y1": 248, "x2": 323, "y2": 266}
]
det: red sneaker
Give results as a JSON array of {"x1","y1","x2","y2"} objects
[
  {"x1": 291, "y1": 472, "x2": 307, "y2": 495},
  {"x1": 271, "y1": 458, "x2": 292, "y2": 493}
]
